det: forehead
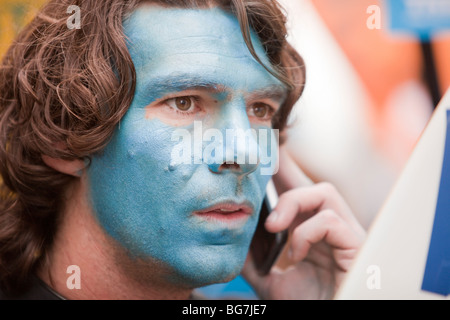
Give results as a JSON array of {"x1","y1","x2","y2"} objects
[{"x1": 123, "y1": 5, "x2": 283, "y2": 93}]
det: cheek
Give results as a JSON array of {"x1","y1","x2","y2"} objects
[{"x1": 86, "y1": 114, "x2": 194, "y2": 246}]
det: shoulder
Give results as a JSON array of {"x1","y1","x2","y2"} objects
[{"x1": 0, "y1": 277, "x2": 64, "y2": 300}]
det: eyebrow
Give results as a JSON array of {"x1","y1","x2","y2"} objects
[
  {"x1": 141, "y1": 74, "x2": 227, "y2": 100},
  {"x1": 140, "y1": 74, "x2": 287, "y2": 103},
  {"x1": 246, "y1": 85, "x2": 288, "y2": 103}
]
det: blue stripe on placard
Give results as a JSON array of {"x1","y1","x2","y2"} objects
[
  {"x1": 421, "y1": 110, "x2": 450, "y2": 296},
  {"x1": 386, "y1": 0, "x2": 450, "y2": 41}
]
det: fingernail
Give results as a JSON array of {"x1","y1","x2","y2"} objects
[{"x1": 266, "y1": 210, "x2": 279, "y2": 224}]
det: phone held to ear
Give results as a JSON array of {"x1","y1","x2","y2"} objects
[{"x1": 249, "y1": 181, "x2": 288, "y2": 276}]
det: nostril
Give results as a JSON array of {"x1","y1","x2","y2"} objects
[{"x1": 218, "y1": 162, "x2": 240, "y2": 172}]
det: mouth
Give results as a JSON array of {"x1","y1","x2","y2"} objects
[{"x1": 193, "y1": 202, "x2": 253, "y2": 223}]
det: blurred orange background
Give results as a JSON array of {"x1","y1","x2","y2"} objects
[{"x1": 312, "y1": 0, "x2": 450, "y2": 169}]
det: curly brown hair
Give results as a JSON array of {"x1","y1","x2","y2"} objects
[{"x1": 0, "y1": 0, "x2": 305, "y2": 295}]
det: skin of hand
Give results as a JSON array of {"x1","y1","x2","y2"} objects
[{"x1": 242, "y1": 146, "x2": 366, "y2": 300}]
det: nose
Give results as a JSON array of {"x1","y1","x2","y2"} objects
[
  {"x1": 209, "y1": 156, "x2": 260, "y2": 175},
  {"x1": 205, "y1": 103, "x2": 260, "y2": 176}
]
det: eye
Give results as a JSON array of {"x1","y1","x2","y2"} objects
[
  {"x1": 166, "y1": 96, "x2": 196, "y2": 112},
  {"x1": 249, "y1": 103, "x2": 273, "y2": 119}
]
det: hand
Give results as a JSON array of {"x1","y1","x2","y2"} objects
[
  {"x1": 242, "y1": 146, "x2": 366, "y2": 299},
  {"x1": 243, "y1": 182, "x2": 366, "y2": 300}
]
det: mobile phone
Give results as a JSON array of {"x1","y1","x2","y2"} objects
[{"x1": 249, "y1": 181, "x2": 288, "y2": 276}]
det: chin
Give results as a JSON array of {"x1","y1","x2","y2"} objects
[{"x1": 165, "y1": 246, "x2": 248, "y2": 289}]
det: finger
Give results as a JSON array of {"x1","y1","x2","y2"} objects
[
  {"x1": 289, "y1": 209, "x2": 363, "y2": 269},
  {"x1": 299, "y1": 241, "x2": 334, "y2": 267},
  {"x1": 265, "y1": 182, "x2": 362, "y2": 234}
]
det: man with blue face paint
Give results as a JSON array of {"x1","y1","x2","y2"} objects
[
  {"x1": 0, "y1": 0, "x2": 365, "y2": 300},
  {"x1": 86, "y1": 5, "x2": 288, "y2": 290}
]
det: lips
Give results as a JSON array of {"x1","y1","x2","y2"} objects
[{"x1": 194, "y1": 202, "x2": 253, "y2": 222}]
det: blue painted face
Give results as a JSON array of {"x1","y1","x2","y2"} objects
[{"x1": 87, "y1": 5, "x2": 286, "y2": 287}]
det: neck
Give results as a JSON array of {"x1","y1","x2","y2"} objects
[{"x1": 38, "y1": 176, "x2": 193, "y2": 300}]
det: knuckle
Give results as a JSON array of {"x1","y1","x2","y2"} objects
[
  {"x1": 278, "y1": 190, "x2": 292, "y2": 202},
  {"x1": 291, "y1": 226, "x2": 308, "y2": 247},
  {"x1": 317, "y1": 181, "x2": 338, "y2": 195},
  {"x1": 292, "y1": 223, "x2": 305, "y2": 238},
  {"x1": 278, "y1": 188, "x2": 300, "y2": 204},
  {"x1": 319, "y1": 209, "x2": 340, "y2": 225}
]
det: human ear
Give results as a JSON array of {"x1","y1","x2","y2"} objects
[{"x1": 42, "y1": 155, "x2": 86, "y2": 177}]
